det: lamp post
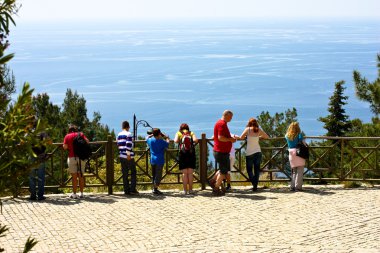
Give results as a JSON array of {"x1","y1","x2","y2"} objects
[{"x1": 133, "y1": 114, "x2": 153, "y2": 140}]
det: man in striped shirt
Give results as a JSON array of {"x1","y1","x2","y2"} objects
[{"x1": 117, "y1": 121, "x2": 138, "y2": 195}]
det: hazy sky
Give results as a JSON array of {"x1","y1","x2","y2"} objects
[{"x1": 17, "y1": 0, "x2": 379, "y2": 22}]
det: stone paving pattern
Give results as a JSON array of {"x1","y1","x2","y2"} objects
[{"x1": 1, "y1": 185, "x2": 379, "y2": 252}]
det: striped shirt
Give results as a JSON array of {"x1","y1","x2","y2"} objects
[{"x1": 117, "y1": 130, "x2": 134, "y2": 158}]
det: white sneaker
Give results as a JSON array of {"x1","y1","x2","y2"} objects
[
  {"x1": 70, "y1": 193, "x2": 78, "y2": 199},
  {"x1": 180, "y1": 190, "x2": 187, "y2": 195},
  {"x1": 79, "y1": 192, "x2": 84, "y2": 198}
]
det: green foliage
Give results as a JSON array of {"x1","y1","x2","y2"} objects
[
  {"x1": 319, "y1": 80, "x2": 351, "y2": 136},
  {"x1": 33, "y1": 90, "x2": 114, "y2": 142},
  {"x1": 0, "y1": 83, "x2": 46, "y2": 197},
  {"x1": 23, "y1": 236, "x2": 38, "y2": 253},
  {"x1": 350, "y1": 117, "x2": 380, "y2": 137},
  {"x1": 0, "y1": 223, "x2": 37, "y2": 253},
  {"x1": 0, "y1": 65, "x2": 15, "y2": 115},
  {"x1": 0, "y1": 0, "x2": 18, "y2": 36},
  {"x1": 87, "y1": 111, "x2": 114, "y2": 141},
  {"x1": 353, "y1": 53, "x2": 380, "y2": 117},
  {"x1": 0, "y1": 0, "x2": 18, "y2": 114},
  {"x1": 32, "y1": 93, "x2": 62, "y2": 138},
  {"x1": 343, "y1": 181, "x2": 361, "y2": 188},
  {"x1": 257, "y1": 108, "x2": 298, "y2": 138},
  {"x1": 61, "y1": 89, "x2": 89, "y2": 131}
]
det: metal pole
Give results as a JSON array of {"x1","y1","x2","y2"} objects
[{"x1": 133, "y1": 114, "x2": 137, "y2": 141}]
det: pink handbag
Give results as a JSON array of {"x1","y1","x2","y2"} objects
[{"x1": 288, "y1": 148, "x2": 305, "y2": 168}]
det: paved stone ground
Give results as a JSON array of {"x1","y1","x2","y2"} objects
[{"x1": 1, "y1": 185, "x2": 379, "y2": 253}]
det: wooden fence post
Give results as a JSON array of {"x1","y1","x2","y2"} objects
[
  {"x1": 106, "y1": 135, "x2": 114, "y2": 194},
  {"x1": 199, "y1": 133, "x2": 207, "y2": 190},
  {"x1": 340, "y1": 139, "x2": 345, "y2": 180}
]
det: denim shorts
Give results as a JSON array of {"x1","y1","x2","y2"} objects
[{"x1": 213, "y1": 151, "x2": 230, "y2": 175}]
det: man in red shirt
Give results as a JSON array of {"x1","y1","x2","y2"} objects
[
  {"x1": 63, "y1": 124, "x2": 89, "y2": 199},
  {"x1": 212, "y1": 110, "x2": 236, "y2": 195}
]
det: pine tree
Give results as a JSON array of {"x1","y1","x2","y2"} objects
[
  {"x1": 353, "y1": 53, "x2": 380, "y2": 117},
  {"x1": 61, "y1": 88, "x2": 89, "y2": 132},
  {"x1": 32, "y1": 93, "x2": 62, "y2": 138},
  {"x1": 319, "y1": 80, "x2": 351, "y2": 136},
  {"x1": 257, "y1": 108, "x2": 298, "y2": 138}
]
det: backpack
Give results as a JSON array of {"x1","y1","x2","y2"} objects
[
  {"x1": 179, "y1": 131, "x2": 194, "y2": 154},
  {"x1": 73, "y1": 132, "x2": 92, "y2": 160}
]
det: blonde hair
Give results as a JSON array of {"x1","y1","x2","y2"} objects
[{"x1": 286, "y1": 122, "x2": 301, "y2": 141}]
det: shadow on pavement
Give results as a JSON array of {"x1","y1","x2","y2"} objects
[{"x1": 112, "y1": 192, "x2": 167, "y2": 200}]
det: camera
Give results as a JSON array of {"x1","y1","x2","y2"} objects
[
  {"x1": 160, "y1": 132, "x2": 168, "y2": 139},
  {"x1": 147, "y1": 128, "x2": 169, "y2": 139}
]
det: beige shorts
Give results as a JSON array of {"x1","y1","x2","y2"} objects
[{"x1": 67, "y1": 157, "x2": 86, "y2": 174}]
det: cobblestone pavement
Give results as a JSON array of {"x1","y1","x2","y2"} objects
[{"x1": 1, "y1": 185, "x2": 379, "y2": 253}]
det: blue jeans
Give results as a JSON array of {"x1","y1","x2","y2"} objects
[
  {"x1": 246, "y1": 152, "x2": 262, "y2": 188},
  {"x1": 120, "y1": 158, "x2": 137, "y2": 193},
  {"x1": 152, "y1": 164, "x2": 164, "y2": 187},
  {"x1": 29, "y1": 161, "x2": 46, "y2": 198}
]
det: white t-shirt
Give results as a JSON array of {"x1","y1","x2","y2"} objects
[{"x1": 246, "y1": 135, "x2": 261, "y2": 156}]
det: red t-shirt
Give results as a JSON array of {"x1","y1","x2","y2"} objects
[
  {"x1": 213, "y1": 119, "x2": 232, "y2": 153},
  {"x1": 63, "y1": 132, "x2": 87, "y2": 158}
]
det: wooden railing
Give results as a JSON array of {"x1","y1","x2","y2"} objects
[{"x1": 39, "y1": 135, "x2": 380, "y2": 194}]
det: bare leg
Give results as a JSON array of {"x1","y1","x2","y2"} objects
[
  {"x1": 187, "y1": 168, "x2": 194, "y2": 191},
  {"x1": 79, "y1": 173, "x2": 85, "y2": 193},
  {"x1": 182, "y1": 169, "x2": 188, "y2": 192},
  {"x1": 71, "y1": 173, "x2": 78, "y2": 194},
  {"x1": 214, "y1": 172, "x2": 226, "y2": 189}
]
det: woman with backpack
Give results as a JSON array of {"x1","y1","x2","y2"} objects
[{"x1": 174, "y1": 123, "x2": 198, "y2": 195}]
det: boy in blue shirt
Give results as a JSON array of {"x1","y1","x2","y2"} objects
[{"x1": 146, "y1": 128, "x2": 170, "y2": 195}]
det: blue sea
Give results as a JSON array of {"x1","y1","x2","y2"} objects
[{"x1": 9, "y1": 19, "x2": 380, "y2": 138}]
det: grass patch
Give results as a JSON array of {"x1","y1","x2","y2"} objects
[{"x1": 343, "y1": 181, "x2": 362, "y2": 188}]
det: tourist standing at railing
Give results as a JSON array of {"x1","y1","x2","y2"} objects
[
  {"x1": 174, "y1": 123, "x2": 198, "y2": 195},
  {"x1": 117, "y1": 121, "x2": 138, "y2": 195},
  {"x1": 29, "y1": 131, "x2": 50, "y2": 201},
  {"x1": 285, "y1": 122, "x2": 306, "y2": 191},
  {"x1": 63, "y1": 124, "x2": 89, "y2": 199},
  {"x1": 212, "y1": 110, "x2": 237, "y2": 196},
  {"x1": 239, "y1": 118, "x2": 269, "y2": 192},
  {"x1": 208, "y1": 133, "x2": 237, "y2": 192},
  {"x1": 146, "y1": 128, "x2": 170, "y2": 195}
]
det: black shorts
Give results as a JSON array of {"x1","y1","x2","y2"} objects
[
  {"x1": 178, "y1": 151, "x2": 196, "y2": 170},
  {"x1": 213, "y1": 151, "x2": 230, "y2": 175}
]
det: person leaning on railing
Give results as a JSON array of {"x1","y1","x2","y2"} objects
[
  {"x1": 63, "y1": 124, "x2": 89, "y2": 199},
  {"x1": 212, "y1": 110, "x2": 237, "y2": 196},
  {"x1": 239, "y1": 118, "x2": 269, "y2": 192}
]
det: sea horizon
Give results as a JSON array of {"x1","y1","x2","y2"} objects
[{"x1": 9, "y1": 18, "x2": 380, "y2": 139}]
